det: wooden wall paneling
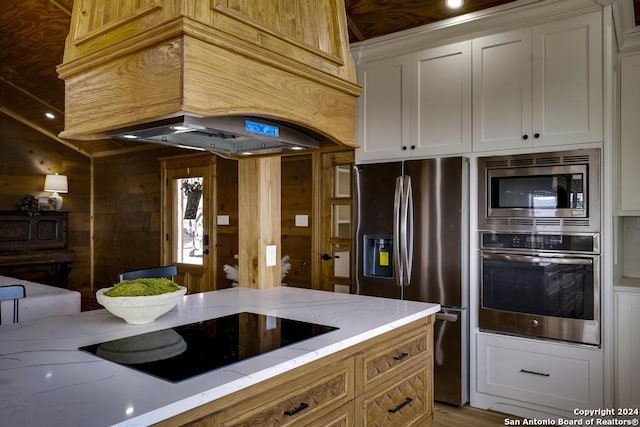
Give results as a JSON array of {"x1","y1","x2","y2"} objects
[
  {"x1": 281, "y1": 155, "x2": 313, "y2": 288},
  {"x1": 0, "y1": 114, "x2": 91, "y2": 291},
  {"x1": 215, "y1": 157, "x2": 238, "y2": 290},
  {"x1": 281, "y1": 235, "x2": 312, "y2": 288},
  {"x1": 92, "y1": 147, "x2": 177, "y2": 287}
]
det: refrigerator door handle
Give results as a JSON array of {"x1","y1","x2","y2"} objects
[
  {"x1": 393, "y1": 176, "x2": 403, "y2": 287},
  {"x1": 401, "y1": 176, "x2": 414, "y2": 286}
]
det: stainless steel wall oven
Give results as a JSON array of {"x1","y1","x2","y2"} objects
[
  {"x1": 479, "y1": 232, "x2": 600, "y2": 346},
  {"x1": 478, "y1": 149, "x2": 601, "y2": 346}
]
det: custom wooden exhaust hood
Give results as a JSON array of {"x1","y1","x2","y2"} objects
[
  {"x1": 57, "y1": 0, "x2": 361, "y2": 148},
  {"x1": 58, "y1": 1, "x2": 361, "y2": 290}
]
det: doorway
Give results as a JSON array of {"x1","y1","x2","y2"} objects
[
  {"x1": 162, "y1": 157, "x2": 213, "y2": 293},
  {"x1": 318, "y1": 150, "x2": 354, "y2": 293}
]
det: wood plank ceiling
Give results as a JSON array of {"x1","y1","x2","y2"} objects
[{"x1": 1, "y1": 0, "x2": 639, "y2": 157}]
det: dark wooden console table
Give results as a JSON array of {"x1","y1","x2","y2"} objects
[{"x1": 0, "y1": 211, "x2": 75, "y2": 288}]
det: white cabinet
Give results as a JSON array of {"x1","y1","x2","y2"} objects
[
  {"x1": 356, "y1": 42, "x2": 471, "y2": 163},
  {"x1": 356, "y1": 54, "x2": 411, "y2": 163},
  {"x1": 411, "y1": 41, "x2": 472, "y2": 156},
  {"x1": 474, "y1": 332, "x2": 603, "y2": 418},
  {"x1": 472, "y1": 12, "x2": 602, "y2": 152},
  {"x1": 615, "y1": 288, "x2": 640, "y2": 408},
  {"x1": 619, "y1": 52, "x2": 640, "y2": 213}
]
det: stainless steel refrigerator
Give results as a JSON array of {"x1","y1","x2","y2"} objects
[{"x1": 352, "y1": 157, "x2": 469, "y2": 406}]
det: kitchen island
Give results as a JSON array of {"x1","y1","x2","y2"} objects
[{"x1": 0, "y1": 286, "x2": 439, "y2": 426}]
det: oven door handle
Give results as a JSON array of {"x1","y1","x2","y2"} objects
[{"x1": 481, "y1": 253, "x2": 593, "y2": 265}]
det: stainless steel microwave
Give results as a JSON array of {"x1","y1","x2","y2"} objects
[{"x1": 478, "y1": 149, "x2": 600, "y2": 233}]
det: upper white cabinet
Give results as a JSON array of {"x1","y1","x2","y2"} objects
[
  {"x1": 356, "y1": 41, "x2": 471, "y2": 163},
  {"x1": 472, "y1": 12, "x2": 602, "y2": 152},
  {"x1": 411, "y1": 42, "x2": 472, "y2": 157},
  {"x1": 619, "y1": 51, "x2": 640, "y2": 213},
  {"x1": 356, "y1": 54, "x2": 412, "y2": 163}
]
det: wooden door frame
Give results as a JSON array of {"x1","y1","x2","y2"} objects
[
  {"x1": 311, "y1": 148, "x2": 354, "y2": 292},
  {"x1": 160, "y1": 153, "x2": 216, "y2": 291}
]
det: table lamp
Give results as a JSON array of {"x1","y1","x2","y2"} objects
[{"x1": 44, "y1": 173, "x2": 68, "y2": 210}]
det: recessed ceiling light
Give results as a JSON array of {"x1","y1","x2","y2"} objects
[
  {"x1": 45, "y1": 112, "x2": 55, "y2": 119},
  {"x1": 446, "y1": 0, "x2": 463, "y2": 9}
]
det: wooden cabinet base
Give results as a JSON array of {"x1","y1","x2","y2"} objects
[{"x1": 153, "y1": 315, "x2": 434, "y2": 426}]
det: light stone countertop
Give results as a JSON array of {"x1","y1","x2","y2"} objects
[{"x1": 0, "y1": 286, "x2": 439, "y2": 427}]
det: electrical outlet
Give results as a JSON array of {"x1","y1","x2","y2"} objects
[
  {"x1": 295, "y1": 214, "x2": 309, "y2": 227},
  {"x1": 266, "y1": 245, "x2": 277, "y2": 267}
]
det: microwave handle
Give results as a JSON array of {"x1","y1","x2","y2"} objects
[{"x1": 481, "y1": 253, "x2": 593, "y2": 265}]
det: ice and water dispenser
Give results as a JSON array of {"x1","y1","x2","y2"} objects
[{"x1": 363, "y1": 235, "x2": 393, "y2": 278}]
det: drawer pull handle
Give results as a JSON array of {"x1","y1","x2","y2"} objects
[
  {"x1": 388, "y1": 397, "x2": 413, "y2": 413},
  {"x1": 520, "y1": 369, "x2": 550, "y2": 377},
  {"x1": 393, "y1": 352, "x2": 409, "y2": 361},
  {"x1": 284, "y1": 402, "x2": 309, "y2": 416}
]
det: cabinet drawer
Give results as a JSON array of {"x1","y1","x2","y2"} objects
[
  {"x1": 356, "y1": 358, "x2": 433, "y2": 427},
  {"x1": 477, "y1": 333, "x2": 603, "y2": 411},
  {"x1": 355, "y1": 320, "x2": 433, "y2": 394},
  {"x1": 216, "y1": 357, "x2": 354, "y2": 426},
  {"x1": 305, "y1": 400, "x2": 354, "y2": 427}
]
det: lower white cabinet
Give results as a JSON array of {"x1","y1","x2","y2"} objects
[
  {"x1": 474, "y1": 332, "x2": 603, "y2": 418},
  {"x1": 615, "y1": 287, "x2": 640, "y2": 408}
]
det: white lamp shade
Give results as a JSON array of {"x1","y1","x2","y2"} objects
[{"x1": 44, "y1": 174, "x2": 68, "y2": 194}]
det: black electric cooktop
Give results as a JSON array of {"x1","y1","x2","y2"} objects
[{"x1": 80, "y1": 312, "x2": 338, "y2": 382}]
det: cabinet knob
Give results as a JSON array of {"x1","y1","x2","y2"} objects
[
  {"x1": 402, "y1": 146, "x2": 407, "y2": 150},
  {"x1": 410, "y1": 145, "x2": 416, "y2": 150},
  {"x1": 523, "y1": 134, "x2": 529, "y2": 140},
  {"x1": 534, "y1": 133, "x2": 540, "y2": 139}
]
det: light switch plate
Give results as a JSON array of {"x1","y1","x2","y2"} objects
[
  {"x1": 266, "y1": 245, "x2": 277, "y2": 267},
  {"x1": 217, "y1": 215, "x2": 230, "y2": 226},
  {"x1": 295, "y1": 214, "x2": 309, "y2": 227}
]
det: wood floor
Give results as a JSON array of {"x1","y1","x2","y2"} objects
[{"x1": 434, "y1": 402, "x2": 519, "y2": 427}]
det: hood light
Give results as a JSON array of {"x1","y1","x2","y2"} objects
[
  {"x1": 290, "y1": 146, "x2": 304, "y2": 151},
  {"x1": 122, "y1": 134, "x2": 139, "y2": 139},
  {"x1": 170, "y1": 125, "x2": 192, "y2": 132}
]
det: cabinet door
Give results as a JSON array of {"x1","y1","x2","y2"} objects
[
  {"x1": 411, "y1": 41, "x2": 471, "y2": 156},
  {"x1": 477, "y1": 333, "x2": 603, "y2": 413},
  {"x1": 615, "y1": 291, "x2": 640, "y2": 408},
  {"x1": 356, "y1": 55, "x2": 411, "y2": 163},
  {"x1": 620, "y1": 52, "x2": 640, "y2": 213},
  {"x1": 472, "y1": 29, "x2": 532, "y2": 152},
  {"x1": 532, "y1": 12, "x2": 602, "y2": 147}
]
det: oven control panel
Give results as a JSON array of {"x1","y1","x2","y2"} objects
[{"x1": 481, "y1": 232, "x2": 598, "y2": 253}]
